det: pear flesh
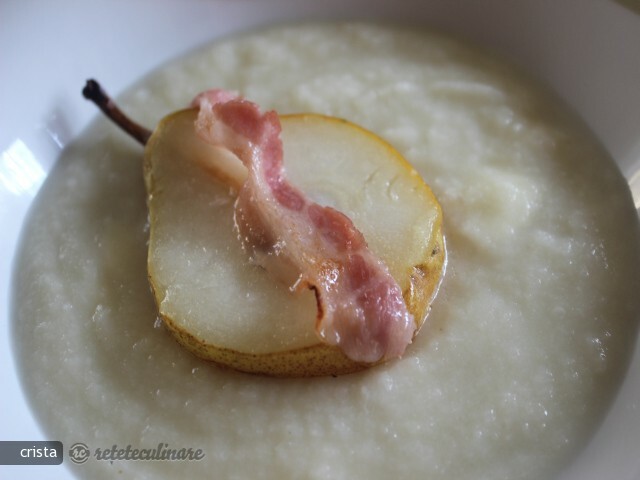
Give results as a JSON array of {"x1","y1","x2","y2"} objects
[{"x1": 144, "y1": 109, "x2": 445, "y2": 376}]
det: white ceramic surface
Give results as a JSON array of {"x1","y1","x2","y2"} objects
[{"x1": 1, "y1": 1, "x2": 639, "y2": 479}]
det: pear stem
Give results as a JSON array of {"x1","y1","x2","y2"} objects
[{"x1": 82, "y1": 79, "x2": 152, "y2": 146}]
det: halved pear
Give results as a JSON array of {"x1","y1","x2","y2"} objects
[{"x1": 143, "y1": 109, "x2": 445, "y2": 377}]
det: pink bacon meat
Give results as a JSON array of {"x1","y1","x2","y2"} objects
[{"x1": 192, "y1": 90, "x2": 415, "y2": 363}]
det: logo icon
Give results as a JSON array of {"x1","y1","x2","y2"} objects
[{"x1": 68, "y1": 443, "x2": 90, "y2": 464}]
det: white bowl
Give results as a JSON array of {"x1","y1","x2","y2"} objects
[{"x1": 1, "y1": 1, "x2": 638, "y2": 479}]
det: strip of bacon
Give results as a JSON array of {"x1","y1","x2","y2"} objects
[{"x1": 191, "y1": 90, "x2": 415, "y2": 363}]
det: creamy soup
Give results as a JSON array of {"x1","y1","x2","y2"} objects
[{"x1": 13, "y1": 23, "x2": 640, "y2": 479}]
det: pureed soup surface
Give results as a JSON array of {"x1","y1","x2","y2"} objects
[{"x1": 13, "y1": 23, "x2": 640, "y2": 479}]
